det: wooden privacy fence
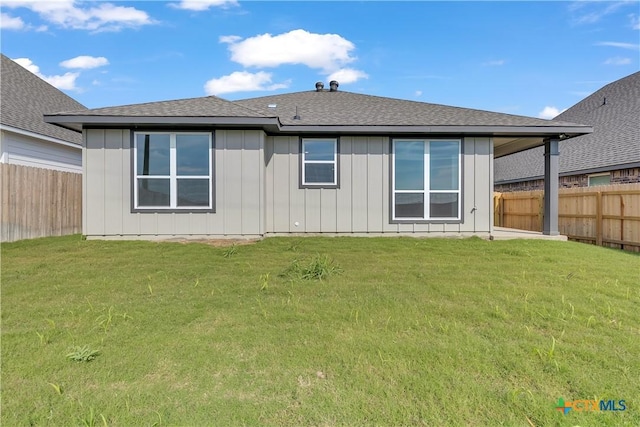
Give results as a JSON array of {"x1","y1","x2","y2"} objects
[
  {"x1": 1, "y1": 164, "x2": 82, "y2": 242},
  {"x1": 494, "y1": 183, "x2": 640, "y2": 251}
]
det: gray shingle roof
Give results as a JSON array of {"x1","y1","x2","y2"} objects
[
  {"x1": 1, "y1": 54, "x2": 86, "y2": 144},
  {"x1": 235, "y1": 90, "x2": 583, "y2": 127},
  {"x1": 45, "y1": 84, "x2": 588, "y2": 130},
  {"x1": 495, "y1": 71, "x2": 640, "y2": 183},
  {"x1": 54, "y1": 95, "x2": 270, "y2": 118}
]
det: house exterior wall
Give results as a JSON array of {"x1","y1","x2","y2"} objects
[
  {"x1": 0, "y1": 129, "x2": 81, "y2": 173},
  {"x1": 84, "y1": 130, "x2": 493, "y2": 239},
  {"x1": 83, "y1": 128, "x2": 265, "y2": 238},
  {"x1": 265, "y1": 136, "x2": 493, "y2": 234}
]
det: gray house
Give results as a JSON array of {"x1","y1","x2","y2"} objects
[
  {"x1": 45, "y1": 81, "x2": 591, "y2": 240},
  {"x1": 0, "y1": 54, "x2": 86, "y2": 173},
  {"x1": 495, "y1": 71, "x2": 640, "y2": 191}
]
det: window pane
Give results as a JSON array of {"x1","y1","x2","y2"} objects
[
  {"x1": 177, "y1": 134, "x2": 210, "y2": 176},
  {"x1": 588, "y1": 174, "x2": 610, "y2": 186},
  {"x1": 430, "y1": 141, "x2": 459, "y2": 190},
  {"x1": 305, "y1": 163, "x2": 335, "y2": 184},
  {"x1": 395, "y1": 193, "x2": 424, "y2": 218},
  {"x1": 430, "y1": 193, "x2": 458, "y2": 218},
  {"x1": 304, "y1": 140, "x2": 335, "y2": 161},
  {"x1": 137, "y1": 179, "x2": 170, "y2": 207},
  {"x1": 177, "y1": 179, "x2": 210, "y2": 207},
  {"x1": 395, "y1": 141, "x2": 424, "y2": 190},
  {"x1": 136, "y1": 134, "x2": 170, "y2": 175}
]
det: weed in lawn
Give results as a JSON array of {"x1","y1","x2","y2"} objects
[
  {"x1": 48, "y1": 382, "x2": 63, "y2": 395},
  {"x1": 222, "y1": 245, "x2": 238, "y2": 258},
  {"x1": 287, "y1": 240, "x2": 302, "y2": 252},
  {"x1": 78, "y1": 407, "x2": 107, "y2": 427},
  {"x1": 66, "y1": 345, "x2": 100, "y2": 362},
  {"x1": 35, "y1": 331, "x2": 49, "y2": 345},
  {"x1": 281, "y1": 254, "x2": 341, "y2": 280},
  {"x1": 508, "y1": 387, "x2": 533, "y2": 403},
  {"x1": 259, "y1": 273, "x2": 270, "y2": 291},
  {"x1": 152, "y1": 410, "x2": 163, "y2": 426},
  {"x1": 95, "y1": 306, "x2": 114, "y2": 333}
]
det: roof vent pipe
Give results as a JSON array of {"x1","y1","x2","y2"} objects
[
  {"x1": 329, "y1": 80, "x2": 339, "y2": 92},
  {"x1": 315, "y1": 82, "x2": 324, "y2": 91}
]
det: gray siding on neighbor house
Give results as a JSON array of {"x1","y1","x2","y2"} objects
[
  {"x1": 265, "y1": 136, "x2": 493, "y2": 234},
  {"x1": 84, "y1": 129, "x2": 265, "y2": 238},
  {"x1": 0, "y1": 130, "x2": 82, "y2": 173}
]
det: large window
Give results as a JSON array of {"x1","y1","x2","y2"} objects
[
  {"x1": 301, "y1": 138, "x2": 338, "y2": 187},
  {"x1": 134, "y1": 132, "x2": 213, "y2": 211},
  {"x1": 392, "y1": 139, "x2": 461, "y2": 220}
]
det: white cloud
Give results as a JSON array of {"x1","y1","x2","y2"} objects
[
  {"x1": 60, "y1": 55, "x2": 109, "y2": 69},
  {"x1": 172, "y1": 0, "x2": 237, "y2": 11},
  {"x1": 2, "y1": 1, "x2": 154, "y2": 32},
  {"x1": 13, "y1": 57, "x2": 80, "y2": 91},
  {"x1": 326, "y1": 68, "x2": 368, "y2": 84},
  {"x1": 221, "y1": 29, "x2": 357, "y2": 72},
  {"x1": 13, "y1": 57, "x2": 40, "y2": 74},
  {"x1": 44, "y1": 72, "x2": 81, "y2": 91},
  {"x1": 595, "y1": 41, "x2": 640, "y2": 50},
  {"x1": 0, "y1": 12, "x2": 25, "y2": 29},
  {"x1": 204, "y1": 71, "x2": 289, "y2": 96},
  {"x1": 415, "y1": 90, "x2": 423, "y2": 97},
  {"x1": 631, "y1": 14, "x2": 640, "y2": 30},
  {"x1": 604, "y1": 57, "x2": 632, "y2": 65},
  {"x1": 538, "y1": 106, "x2": 566, "y2": 120},
  {"x1": 569, "y1": 1, "x2": 632, "y2": 25},
  {"x1": 219, "y1": 35, "x2": 242, "y2": 44},
  {"x1": 483, "y1": 59, "x2": 506, "y2": 66}
]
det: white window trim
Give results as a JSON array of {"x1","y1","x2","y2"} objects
[
  {"x1": 133, "y1": 132, "x2": 213, "y2": 211},
  {"x1": 301, "y1": 138, "x2": 338, "y2": 187},
  {"x1": 392, "y1": 139, "x2": 462, "y2": 221}
]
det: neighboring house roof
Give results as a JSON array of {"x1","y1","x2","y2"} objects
[
  {"x1": 44, "y1": 83, "x2": 593, "y2": 157},
  {"x1": 1, "y1": 54, "x2": 86, "y2": 145},
  {"x1": 495, "y1": 71, "x2": 640, "y2": 183}
]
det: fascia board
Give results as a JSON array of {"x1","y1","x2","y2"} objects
[{"x1": 275, "y1": 125, "x2": 593, "y2": 136}]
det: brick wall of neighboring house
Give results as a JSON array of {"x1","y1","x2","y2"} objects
[
  {"x1": 495, "y1": 167, "x2": 640, "y2": 192},
  {"x1": 611, "y1": 167, "x2": 640, "y2": 184}
]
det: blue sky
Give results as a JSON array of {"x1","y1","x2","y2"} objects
[{"x1": 2, "y1": 1, "x2": 639, "y2": 118}]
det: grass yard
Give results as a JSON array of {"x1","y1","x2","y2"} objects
[{"x1": 1, "y1": 235, "x2": 639, "y2": 426}]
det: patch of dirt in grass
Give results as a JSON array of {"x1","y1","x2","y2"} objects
[{"x1": 167, "y1": 238, "x2": 261, "y2": 247}]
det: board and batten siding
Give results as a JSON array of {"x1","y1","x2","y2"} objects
[
  {"x1": 83, "y1": 129, "x2": 265, "y2": 238},
  {"x1": 265, "y1": 136, "x2": 493, "y2": 234}
]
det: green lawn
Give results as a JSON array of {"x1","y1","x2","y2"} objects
[{"x1": 1, "y1": 235, "x2": 638, "y2": 426}]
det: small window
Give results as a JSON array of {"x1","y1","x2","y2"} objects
[
  {"x1": 301, "y1": 138, "x2": 338, "y2": 188},
  {"x1": 588, "y1": 173, "x2": 610, "y2": 187},
  {"x1": 134, "y1": 132, "x2": 213, "y2": 211}
]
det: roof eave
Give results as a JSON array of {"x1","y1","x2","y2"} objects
[
  {"x1": 43, "y1": 116, "x2": 593, "y2": 145},
  {"x1": 43, "y1": 115, "x2": 282, "y2": 131},
  {"x1": 275, "y1": 124, "x2": 593, "y2": 136}
]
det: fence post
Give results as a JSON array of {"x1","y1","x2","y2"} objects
[
  {"x1": 596, "y1": 191, "x2": 602, "y2": 246},
  {"x1": 538, "y1": 195, "x2": 544, "y2": 232},
  {"x1": 620, "y1": 195, "x2": 625, "y2": 251}
]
